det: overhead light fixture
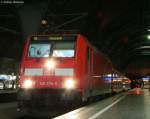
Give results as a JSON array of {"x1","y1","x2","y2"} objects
[
  {"x1": 147, "y1": 35, "x2": 150, "y2": 39},
  {"x1": 138, "y1": 46, "x2": 150, "y2": 49},
  {"x1": 41, "y1": 19, "x2": 48, "y2": 25}
]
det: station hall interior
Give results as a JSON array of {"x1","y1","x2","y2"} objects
[
  {"x1": 1, "y1": 0, "x2": 150, "y2": 84},
  {"x1": 0, "y1": 0, "x2": 150, "y2": 119}
]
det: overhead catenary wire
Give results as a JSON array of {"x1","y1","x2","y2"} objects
[
  {"x1": 0, "y1": 26, "x2": 20, "y2": 35},
  {"x1": 45, "y1": 13, "x2": 88, "y2": 32}
]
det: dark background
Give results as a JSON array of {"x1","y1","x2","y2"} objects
[{"x1": 0, "y1": 0, "x2": 150, "y2": 78}]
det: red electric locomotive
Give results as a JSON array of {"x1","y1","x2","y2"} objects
[{"x1": 17, "y1": 33, "x2": 128, "y2": 114}]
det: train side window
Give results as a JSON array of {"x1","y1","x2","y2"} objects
[{"x1": 86, "y1": 47, "x2": 90, "y2": 62}]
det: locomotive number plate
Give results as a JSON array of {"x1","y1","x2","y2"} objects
[{"x1": 39, "y1": 81, "x2": 58, "y2": 86}]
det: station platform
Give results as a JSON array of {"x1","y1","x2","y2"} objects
[
  {"x1": 54, "y1": 88, "x2": 150, "y2": 119},
  {"x1": 0, "y1": 89, "x2": 17, "y2": 94}
]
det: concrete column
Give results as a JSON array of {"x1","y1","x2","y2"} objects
[{"x1": 18, "y1": 0, "x2": 48, "y2": 39}]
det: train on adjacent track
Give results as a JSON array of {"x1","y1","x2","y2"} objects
[{"x1": 17, "y1": 33, "x2": 130, "y2": 115}]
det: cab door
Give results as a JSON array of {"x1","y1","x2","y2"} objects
[{"x1": 85, "y1": 46, "x2": 92, "y2": 98}]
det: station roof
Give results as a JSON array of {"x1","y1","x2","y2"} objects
[{"x1": 0, "y1": 0, "x2": 150, "y2": 77}]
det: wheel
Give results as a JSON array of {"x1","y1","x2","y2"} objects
[
  {"x1": 80, "y1": 91, "x2": 90, "y2": 105},
  {"x1": 81, "y1": 94, "x2": 88, "y2": 102}
]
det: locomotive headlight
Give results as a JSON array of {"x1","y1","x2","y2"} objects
[
  {"x1": 45, "y1": 59, "x2": 56, "y2": 69},
  {"x1": 23, "y1": 79, "x2": 33, "y2": 89},
  {"x1": 64, "y1": 79, "x2": 76, "y2": 89}
]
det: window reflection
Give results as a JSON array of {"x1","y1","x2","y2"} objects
[
  {"x1": 52, "y1": 50, "x2": 74, "y2": 57},
  {"x1": 29, "y1": 44, "x2": 51, "y2": 57},
  {"x1": 28, "y1": 41, "x2": 75, "y2": 58}
]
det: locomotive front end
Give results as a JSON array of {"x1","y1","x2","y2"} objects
[{"x1": 17, "y1": 35, "x2": 81, "y2": 113}]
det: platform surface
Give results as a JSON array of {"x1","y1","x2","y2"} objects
[
  {"x1": 0, "y1": 89, "x2": 17, "y2": 94},
  {"x1": 54, "y1": 88, "x2": 150, "y2": 119}
]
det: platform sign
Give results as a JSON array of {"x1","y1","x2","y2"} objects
[
  {"x1": 0, "y1": 75, "x2": 9, "y2": 80},
  {"x1": 142, "y1": 77, "x2": 149, "y2": 81}
]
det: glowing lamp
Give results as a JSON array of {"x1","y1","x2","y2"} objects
[
  {"x1": 41, "y1": 19, "x2": 48, "y2": 25},
  {"x1": 64, "y1": 79, "x2": 76, "y2": 89},
  {"x1": 23, "y1": 79, "x2": 33, "y2": 89},
  {"x1": 45, "y1": 59, "x2": 56, "y2": 69},
  {"x1": 147, "y1": 35, "x2": 150, "y2": 40}
]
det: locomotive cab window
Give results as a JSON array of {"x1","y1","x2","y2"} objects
[
  {"x1": 28, "y1": 36, "x2": 75, "y2": 58},
  {"x1": 29, "y1": 44, "x2": 51, "y2": 58},
  {"x1": 52, "y1": 41, "x2": 75, "y2": 57}
]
